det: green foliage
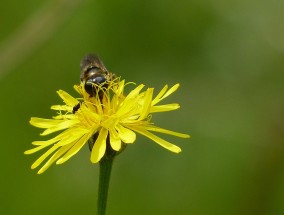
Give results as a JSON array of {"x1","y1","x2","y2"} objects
[{"x1": 1, "y1": 0, "x2": 284, "y2": 214}]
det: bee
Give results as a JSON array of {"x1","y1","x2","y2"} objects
[
  {"x1": 73, "y1": 54, "x2": 115, "y2": 114},
  {"x1": 80, "y1": 54, "x2": 115, "y2": 97},
  {"x1": 79, "y1": 54, "x2": 117, "y2": 151}
]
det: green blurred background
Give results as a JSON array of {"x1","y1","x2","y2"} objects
[{"x1": 1, "y1": 0, "x2": 284, "y2": 214}]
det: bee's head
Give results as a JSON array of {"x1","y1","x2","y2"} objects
[{"x1": 80, "y1": 54, "x2": 109, "y2": 96}]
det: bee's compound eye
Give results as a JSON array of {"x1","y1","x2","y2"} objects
[
  {"x1": 84, "y1": 81, "x2": 94, "y2": 95},
  {"x1": 94, "y1": 76, "x2": 106, "y2": 84},
  {"x1": 84, "y1": 76, "x2": 108, "y2": 96},
  {"x1": 86, "y1": 76, "x2": 106, "y2": 85}
]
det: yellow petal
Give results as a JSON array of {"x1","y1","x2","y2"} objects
[
  {"x1": 41, "y1": 119, "x2": 78, "y2": 136},
  {"x1": 139, "y1": 88, "x2": 153, "y2": 120},
  {"x1": 25, "y1": 145, "x2": 50, "y2": 154},
  {"x1": 56, "y1": 129, "x2": 88, "y2": 147},
  {"x1": 57, "y1": 90, "x2": 79, "y2": 106},
  {"x1": 115, "y1": 80, "x2": 125, "y2": 95},
  {"x1": 37, "y1": 144, "x2": 74, "y2": 174},
  {"x1": 162, "y1": 84, "x2": 180, "y2": 99},
  {"x1": 31, "y1": 135, "x2": 63, "y2": 147},
  {"x1": 80, "y1": 104, "x2": 101, "y2": 121},
  {"x1": 109, "y1": 128, "x2": 121, "y2": 151},
  {"x1": 150, "y1": 103, "x2": 180, "y2": 113},
  {"x1": 51, "y1": 105, "x2": 72, "y2": 111},
  {"x1": 31, "y1": 145, "x2": 61, "y2": 169},
  {"x1": 129, "y1": 126, "x2": 182, "y2": 153},
  {"x1": 53, "y1": 114, "x2": 76, "y2": 120},
  {"x1": 32, "y1": 127, "x2": 87, "y2": 146},
  {"x1": 115, "y1": 99, "x2": 136, "y2": 117},
  {"x1": 26, "y1": 127, "x2": 89, "y2": 154},
  {"x1": 30, "y1": 117, "x2": 62, "y2": 128},
  {"x1": 25, "y1": 131, "x2": 69, "y2": 154},
  {"x1": 152, "y1": 84, "x2": 180, "y2": 105},
  {"x1": 125, "y1": 84, "x2": 144, "y2": 99},
  {"x1": 145, "y1": 125, "x2": 190, "y2": 138},
  {"x1": 116, "y1": 124, "x2": 136, "y2": 143},
  {"x1": 90, "y1": 128, "x2": 108, "y2": 163},
  {"x1": 56, "y1": 132, "x2": 91, "y2": 164},
  {"x1": 152, "y1": 84, "x2": 168, "y2": 105},
  {"x1": 73, "y1": 84, "x2": 81, "y2": 94}
]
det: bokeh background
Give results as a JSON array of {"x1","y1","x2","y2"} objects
[{"x1": 1, "y1": 0, "x2": 284, "y2": 214}]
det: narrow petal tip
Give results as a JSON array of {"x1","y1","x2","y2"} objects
[
  {"x1": 56, "y1": 159, "x2": 63, "y2": 165},
  {"x1": 37, "y1": 169, "x2": 44, "y2": 174},
  {"x1": 24, "y1": 150, "x2": 31, "y2": 155},
  {"x1": 169, "y1": 145, "x2": 182, "y2": 153},
  {"x1": 183, "y1": 134, "x2": 191, "y2": 138}
]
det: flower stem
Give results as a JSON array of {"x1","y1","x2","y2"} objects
[{"x1": 97, "y1": 156, "x2": 113, "y2": 215}]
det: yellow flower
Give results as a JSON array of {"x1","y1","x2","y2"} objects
[{"x1": 25, "y1": 79, "x2": 190, "y2": 174}]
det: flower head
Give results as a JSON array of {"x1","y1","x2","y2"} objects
[{"x1": 25, "y1": 79, "x2": 190, "y2": 174}]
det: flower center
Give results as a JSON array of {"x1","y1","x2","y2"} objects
[{"x1": 101, "y1": 115, "x2": 119, "y2": 129}]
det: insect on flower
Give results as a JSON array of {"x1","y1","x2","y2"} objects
[
  {"x1": 73, "y1": 54, "x2": 116, "y2": 114},
  {"x1": 25, "y1": 54, "x2": 190, "y2": 174},
  {"x1": 80, "y1": 54, "x2": 116, "y2": 97}
]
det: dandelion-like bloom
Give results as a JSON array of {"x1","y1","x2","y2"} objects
[{"x1": 25, "y1": 79, "x2": 190, "y2": 174}]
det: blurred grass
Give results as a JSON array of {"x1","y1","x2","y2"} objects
[{"x1": 1, "y1": 0, "x2": 284, "y2": 215}]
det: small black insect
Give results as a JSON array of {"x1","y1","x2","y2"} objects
[{"x1": 72, "y1": 102, "x2": 81, "y2": 114}]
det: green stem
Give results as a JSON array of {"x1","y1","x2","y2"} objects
[{"x1": 97, "y1": 157, "x2": 113, "y2": 215}]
